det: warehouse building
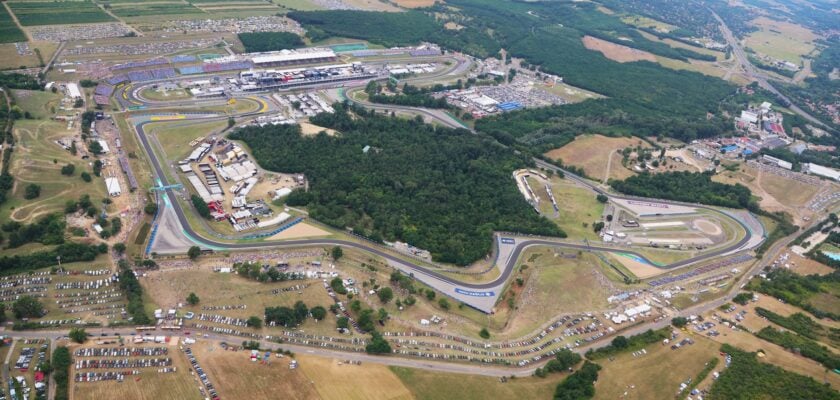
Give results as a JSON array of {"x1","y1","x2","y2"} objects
[
  {"x1": 803, "y1": 163, "x2": 840, "y2": 181},
  {"x1": 105, "y1": 177, "x2": 121, "y2": 197}
]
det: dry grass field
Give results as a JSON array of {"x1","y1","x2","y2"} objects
[
  {"x1": 298, "y1": 354, "x2": 413, "y2": 400},
  {"x1": 594, "y1": 335, "x2": 720, "y2": 400},
  {"x1": 392, "y1": 366, "x2": 565, "y2": 400},
  {"x1": 582, "y1": 36, "x2": 656, "y2": 63},
  {"x1": 532, "y1": 176, "x2": 605, "y2": 240},
  {"x1": 788, "y1": 253, "x2": 836, "y2": 276},
  {"x1": 544, "y1": 134, "x2": 649, "y2": 182},
  {"x1": 391, "y1": 0, "x2": 437, "y2": 7},
  {"x1": 499, "y1": 248, "x2": 613, "y2": 339},
  {"x1": 71, "y1": 342, "x2": 202, "y2": 400},
  {"x1": 745, "y1": 16, "x2": 819, "y2": 64},
  {"x1": 190, "y1": 344, "x2": 321, "y2": 400}
]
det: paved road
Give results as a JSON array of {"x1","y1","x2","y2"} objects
[
  {"x1": 132, "y1": 106, "x2": 760, "y2": 313},
  {"x1": 711, "y1": 10, "x2": 826, "y2": 128}
]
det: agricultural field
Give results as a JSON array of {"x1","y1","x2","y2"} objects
[
  {"x1": 744, "y1": 17, "x2": 819, "y2": 65},
  {"x1": 108, "y1": 3, "x2": 206, "y2": 18},
  {"x1": 391, "y1": 0, "x2": 436, "y2": 8},
  {"x1": 594, "y1": 334, "x2": 720, "y2": 400},
  {"x1": 544, "y1": 134, "x2": 650, "y2": 182},
  {"x1": 392, "y1": 366, "x2": 565, "y2": 400},
  {"x1": 7, "y1": 1, "x2": 114, "y2": 26},
  {"x1": 273, "y1": 0, "x2": 325, "y2": 11},
  {"x1": 71, "y1": 342, "x2": 203, "y2": 400},
  {"x1": 0, "y1": 4, "x2": 27, "y2": 44}
]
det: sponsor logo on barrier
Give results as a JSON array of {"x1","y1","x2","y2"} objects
[
  {"x1": 455, "y1": 288, "x2": 495, "y2": 297},
  {"x1": 500, "y1": 238, "x2": 515, "y2": 244}
]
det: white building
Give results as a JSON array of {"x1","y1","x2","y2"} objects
[
  {"x1": 105, "y1": 177, "x2": 121, "y2": 197},
  {"x1": 97, "y1": 139, "x2": 110, "y2": 154},
  {"x1": 762, "y1": 155, "x2": 793, "y2": 170},
  {"x1": 804, "y1": 163, "x2": 840, "y2": 181},
  {"x1": 66, "y1": 83, "x2": 82, "y2": 99}
]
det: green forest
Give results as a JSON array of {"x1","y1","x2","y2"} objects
[
  {"x1": 230, "y1": 104, "x2": 563, "y2": 265},
  {"x1": 238, "y1": 32, "x2": 304, "y2": 53},
  {"x1": 609, "y1": 171, "x2": 756, "y2": 210},
  {"x1": 289, "y1": 0, "x2": 737, "y2": 148},
  {"x1": 709, "y1": 344, "x2": 840, "y2": 399}
]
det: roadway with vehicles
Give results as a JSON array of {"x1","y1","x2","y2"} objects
[{"x1": 711, "y1": 10, "x2": 826, "y2": 128}]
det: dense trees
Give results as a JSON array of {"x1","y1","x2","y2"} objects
[
  {"x1": 188, "y1": 246, "x2": 201, "y2": 260},
  {"x1": 119, "y1": 266, "x2": 151, "y2": 325},
  {"x1": 187, "y1": 292, "x2": 200, "y2": 305},
  {"x1": 191, "y1": 195, "x2": 211, "y2": 219},
  {"x1": 2, "y1": 213, "x2": 66, "y2": 249},
  {"x1": 60, "y1": 164, "x2": 75, "y2": 176},
  {"x1": 12, "y1": 296, "x2": 45, "y2": 319},
  {"x1": 610, "y1": 171, "x2": 756, "y2": 210},
  {"x1": 52, "y1": 346, "x2": 72, "y2": 400},
  {"x1": 756, "y1": 326, "x2": 840, "y2": 370},
  {"x1": 0, "y1": 242, "x2": 104, "y2": 274},
  {"x1": 231, "y1": 104, "x2": 563, "y2": 265},
  {"x1": 265, "y1": 301, "x2": 310, "y2": 327},
  {"x1": 238, "y1": 31, "x2": 304, "y2": 52},
  {"x1": 365, "y1": 332, "x2": 392, "y2": 354},
  {"x1": 585, "y1": 329, "x2": 668, "y2": 360},
  {"x1": 710, "y1": 344, "x2": 840, "y2": 399},
  {"x1": 69, "y1": 327, "x2": 88, "y2": 343},
  {"x1": 553, "y1": 361, "x2": 601, "y2": 400},
  {"x1": 23, "y1": 183, "x2": 40, "y2": 199}
]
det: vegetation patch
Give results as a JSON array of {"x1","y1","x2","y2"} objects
[
  {"x1": 8, "y1": 1, "x2": 114, "y2": 25},
  {"x1": 230, "y1": 104, "x2": 563, "y2": 265},
  {"x1": 238, "y1": 31, "x2": 304, "y2": 52},
  {"x1": 0, "y1": 6, "x2": 26, "y2": 44},
  {"x1": 709, "y1": 344, "x2": 840, "y2": 399}
]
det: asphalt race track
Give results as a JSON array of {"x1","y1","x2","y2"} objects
[{"x1": 132, "y1": 109, "x2": 763, "y2": 313}]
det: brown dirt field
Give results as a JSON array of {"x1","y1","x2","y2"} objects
[
  {"x1": 300, "y1": 122, "x2": 338, "y2": 136},
  {"x1": 544, "y1": 134, "x2": 648, "y2": 181},
  {"x1": 595, "y1": 335, "x2": 720, "y2": 400},
  {"x1": 759, "y1": 171, "x2": 819, "y2": 206},
  {"x1": 392, "y1": 0, "x2": 436, "y2": 7},
  {"x1": 268, "y1": 222, "x2": 331, "y2": 240},
  {"x1": 71, "y1": 343, "x2": 203, "y2": 400},
  {"x1": 788, "y1": 253, "x2": 836, "y2": 276},
  {"x1": 191, "y1": 343, "x2": 320, "y2": 400},
  {"x1": 298, "y1": 354, "x2": 414, "y2": 400},
  {"x1": 582, "y1": 36, "x2": 657, "y2": 63}
]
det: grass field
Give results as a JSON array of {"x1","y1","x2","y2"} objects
[
  {"x1": 0, "y1": 4, "x2": 26, "y2": 44},
  {"x1": 744, "y1": 17, "x2": 819, "y2": 64},
  {"x1": 2, "y1": 114, "x2": 108, "y2": 224},
  {"x1": 638, "y1": 30, "x2": 727, "y2": 62},
  {"x1": 299, "y1": 354, "x2": 413, "y2": 400},
  {"x1": 544, "y1": 134, "x2": 649, "y2": 183},
  {"x1": 147, "y1": 119, "x2": 227, "y2": 161},
  {"x1": 7, "y1": 1, "x2": 114, "y2": 25},
  {"x1": 534, "y1": 176, "x2": 605, "y2": 240},
  {"x1": 392, "y1": 366, "x2": 565, "y2": 400},
  {"x1": 190, "y1": 343, "x2": 319, "y2": 400},
  {"x1": 138, "y1": 86, "x2": 192, "y2": 102},
  {"x1": 594, "y1": 334, "x2": 720, "y2": 399},
  {"x1": 655, "y1": 56, "x2": 727, "y2": 79},
  {"x1": 72, "y1": 342, "x2": 203, "y2": 400},
  {"x1": 620, "y1": 14, "x2": 676, "y2": 33},
  {"x1": 273, "y1": 0, "x2": 324, "y2": 11},
  {"x1": 501, "y1": 248, "x2": 613, "y2": 338},
  {"x1": 109, "y1": 3, "x2": 206, "y2": 18}
]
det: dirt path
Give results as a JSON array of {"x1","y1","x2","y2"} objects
[
  {"x1": 793, "y1": 58, "x2": 812, "y2": 84},
  {"x1": 603, "y1": 149, "x2": 615, "y2": 183}
]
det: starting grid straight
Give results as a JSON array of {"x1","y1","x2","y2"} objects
[{"x1": 648, "y1": 254, "x2": 753, "y2": 287}]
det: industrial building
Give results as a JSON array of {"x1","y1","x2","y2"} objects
[
  {"x1": 236, "y1": 63, "x2": 377, "y2": 92},
  {"x1": 66, "y1": 83, "x2": 82, "y2": 99},
  {"x1": 250, "y1": 48, "x2": 337, "y2": 67},
  {"x1": 803, "y1": 163, "x2": 840, "y2": 181}
]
